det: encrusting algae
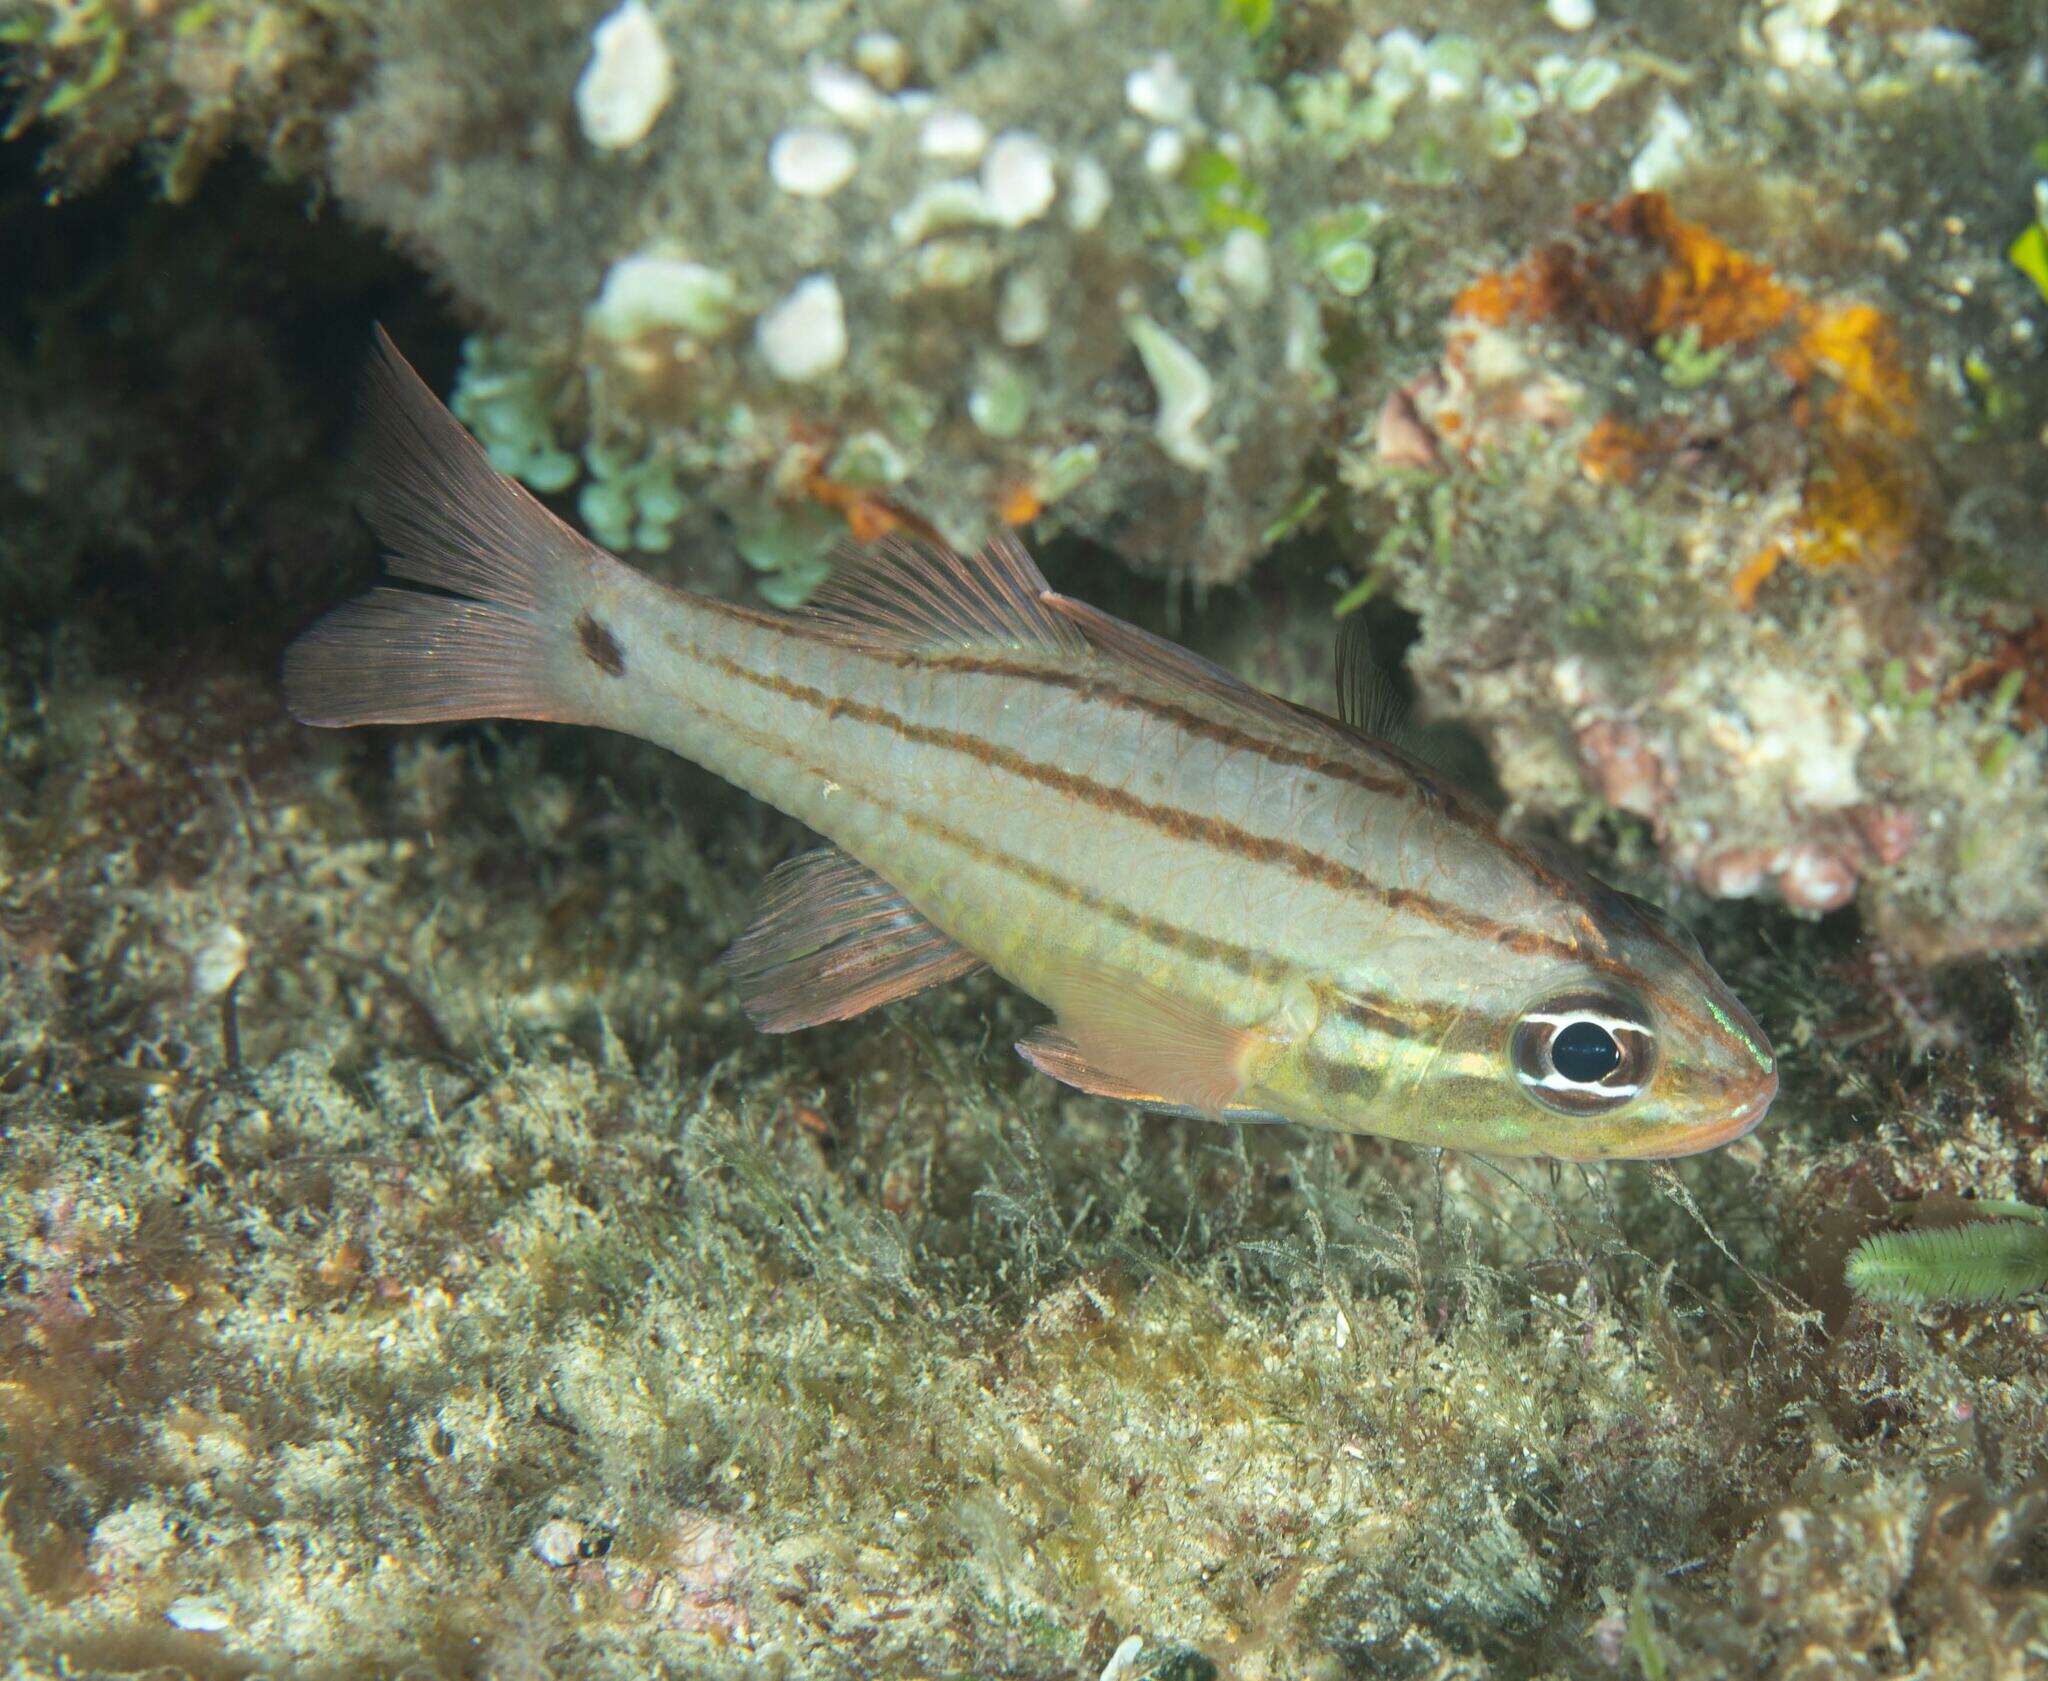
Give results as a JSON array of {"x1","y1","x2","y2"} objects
[
  {"x1": 6, "y1": 2, "x2": 2048, "y2": 1676},
  {"x1": 1348, "y1": 176, "x2": 2048, "y2": 952},
  {"x1": 1449, "y1": 192, "x2": 1925, "y2": 607}
]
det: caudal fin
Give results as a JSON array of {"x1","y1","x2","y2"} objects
[{"x1": 283, "y1": 328, "x2": 620, "y2": 729}]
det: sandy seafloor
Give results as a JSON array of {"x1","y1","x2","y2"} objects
[{"x1": 4, "y1": 2, "x2": 2048, "y2": 1677}]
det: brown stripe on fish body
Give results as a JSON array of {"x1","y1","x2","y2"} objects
[
  {"x1": 566, "y1": 596, "x2": 1304, "y2": 1013},
  {"x1": 760, "y1": 625, "x2": 1595, "y2": 1046},
  {"x1": 630, "y1": 613, "x2": 1350, "y2": 992},
  {"x1": 671, "y1": 586, "x2": 1606, "y2": 939},
  {"x1": 874, "y1": 642, "x2": 1600, "y2": 927},
  {"x1": 900, "y1": 647, "x2": 1597, "y2": 987},
  {"x1": 655, "y1": 586, "x2": 1600, "y2": 930},
  {"x1": 661, "y1": 681, "x2": 1311, "y2": 1019},
  {"x1": 697, "y1": 649, "x2": 1416, "y2": 995},
  {"x1": 688, "y1": 633, "x2": 1594, "y2": 991},
  {"x1": 583, "y1": 589, "x2": 1689, "y2": 1047}
]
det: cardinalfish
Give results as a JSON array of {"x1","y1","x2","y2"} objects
[{"x1": 286, "y1": 333, "x2": 1777, "y2": 1161}]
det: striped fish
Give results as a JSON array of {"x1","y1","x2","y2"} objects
[{"x1": 285, "y1": 333, "x2": 1777, "y2": 1161}]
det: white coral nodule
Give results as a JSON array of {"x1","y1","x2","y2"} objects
[
  {"x1": 1127, "y1": 315, "x2": 1216, "y2": 470},
  {"x1": 981, "y1": 131, "x2": 1058, "y2": 227},
  {"x1": 576, "y1": 0, "x2": 676, "y2": 150},
  {"x1": 769, "y1": 126, "x2": 858, "y2": 197},
  {"x1": 756, "y1": 275, "x2": 848, "y2": 381},
  {"x1": 589, "y1": 252, "x2": 738, "y2": 341}
]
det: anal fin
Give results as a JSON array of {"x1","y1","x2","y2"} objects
[
  {"x1": 722, "y1": 847, "x2": 984, "y2": 1032},
  {"x1": 1017, "y1": 1028, "x2": 1288, "y2": 1125}
]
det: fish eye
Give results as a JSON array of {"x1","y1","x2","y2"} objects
[
  {"x1": 1511, "y1": 991, "x2": 1655, "y2": 1116},
  {"x1": 1552, "y1": 1019, "x2": 1621, "y2": 1081}
]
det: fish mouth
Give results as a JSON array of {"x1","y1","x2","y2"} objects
[{"x1": 1634, "y1": 1073, "x2": 1779, "y2": 1161}]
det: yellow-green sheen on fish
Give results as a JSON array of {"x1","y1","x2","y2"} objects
[{"x1": 284, "y1": 332, "x2": 1778, "y2": 1161}]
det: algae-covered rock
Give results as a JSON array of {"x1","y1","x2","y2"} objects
[
  {"x1": 13, "y1": 0, "x2": 2048, "y2": 956},
  {"x1": 10, "y1": 0, "x2": 1338, "y2": 583},
  {"x1": 7, "y1": 3, "x2": 2048, "y2": 1677},
  {"x1": 1337, "y1": 186, "x2": 2048, "y2": 958}
]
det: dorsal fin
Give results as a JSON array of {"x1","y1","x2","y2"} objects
[
  {"x1": 1045, "y1": 591, "x2": 1365, "y2": 753},
  {"x1": 1047, "y1": 591, "x2": 1503, "y2": 818},
  {"x1": 801, "y1": 532, "x2": 1088, "y2": 657},
  {"x1": 1046, "y1": 593, "x2": 1298, "y2": 721},
  {"x1": 1334, "y1": 610, "x2": 1504, "y2": 804},
  {"x1": 1335, "y1": 611, "x2": 1408, "y2": 739},
  {"x1": 721, "y1": 846, "x2": 985, "y2": 1032}
]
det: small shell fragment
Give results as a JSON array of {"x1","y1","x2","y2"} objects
[
  {"x1": 575, "y1": 0, "x2": 675, "y2": 150},
  {"x1": 532, "y1": 1518, "x2": 587, "y2": 1567},
  {"x1": 1126, "y1": 315, "x2": 1216, "y2": 470},
  {"x1": 191, "y1": 924, "x2": 249, "y2": 999},
  {"x1": 892, "y1": 179, "x2": 988, "y2": 245},
  {"x1": 997, "y1": 268, "x2": 1052, "y2": 346},
  {"x1": 1629, "y1": 98, "x2": 1694, "y2": 191},
  {"x1": 809, "y1": 61, "x2": 888, "y2": 128},
  {"x1": 1219, "y1": 228, "x2": 1272, "y2": 302},
  {"x1": 756, "y1": 275, "x2": 848, "y2": 381},
  {"x1": 1066, "y1": 156, "x2": 1113, "y2": 231},
  {"x1": 589, "y1": 253, "x2": 738, "y2": 339},
  {"x1": 165, "y1": 1595, "x2": 233, "y2": 1633},
  {"x1": 981, "y1": 132, "x2": 1058, "y2": 227},
  {"x1": 1143, "y1": 128, "x2": 1187, "y2": 178},
  {"x1": 1100, "y1": 1635, "x2": 1146, "y2": 1681},
  {"x1": 919, "y1": 109, "x2": 988, "y2": 162},
  {"x1": 769, "y1": 127, "x2": 857, "y2": 197},
  {"x1": 1125, "y1": 53, "x2": 1194, "y2": 124},
  {"x1": 851, "y1": 31, "x2": 909, "y2": 91}
]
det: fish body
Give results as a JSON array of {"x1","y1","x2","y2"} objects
[{"x1": 286, "y1": 334, "x2": 1777, "y2": 1161}]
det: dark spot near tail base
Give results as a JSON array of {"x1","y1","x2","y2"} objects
[{"x1": 578, "y1": 614, "x2": 626, "y2": 677}]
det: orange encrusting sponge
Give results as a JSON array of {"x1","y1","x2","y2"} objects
[{"x1": 1451, "y1": 193, "x2": 1922, "y2": 606}]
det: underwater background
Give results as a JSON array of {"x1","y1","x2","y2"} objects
[{"x1": 3, "y1": 1, "x2": 2048, "y2": 1675}]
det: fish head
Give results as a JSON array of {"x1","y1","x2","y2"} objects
[{"x1": 1483, "y1": 890, "x2": 1777, "y2": 1161}]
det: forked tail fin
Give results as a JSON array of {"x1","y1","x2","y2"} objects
[{"x1": 283, "y1": 328, "x2": 629, "y2": 729}]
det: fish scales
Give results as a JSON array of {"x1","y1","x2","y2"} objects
[
  {"x1": 608, "y1": 591, "x2": 1544, "y2": 1028},
  {"x1": 604, "y1": 595, "x2": 1366, "y2": 1000},
  {"x1": 283, "y1": 333, "x2": 1778, "y2": 1161}
]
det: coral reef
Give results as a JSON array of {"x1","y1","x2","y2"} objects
[
  {"x1": 11, "y1": 0, "x2": 2048, "y2": 958},
  {"x1": 8, "y1": 0, "x2": 1340, "y2": 583},
  {"x1": 1340, "y1": 186, "x2": 2048, "y2": 959},
  {"x1": 6, "y1": 1, "x2": 2048, "y2": 1675}
]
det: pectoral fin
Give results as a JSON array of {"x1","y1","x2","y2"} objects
[
  {"x1": 722, "y1": 847, "x2": 984, "y2": 1031},
  {"x1": 1016, "y1": 965, "x2": 1286, "y2": 1122}
]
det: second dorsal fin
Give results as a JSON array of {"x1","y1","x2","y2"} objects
[
  {"x1": 1046, "y1": 591, "x2": 1367, "y2": 753},
  {"x1": 1335, "y1": 611, "x2": 1409, "y2": 740},
  {"x1": 801, "y1": 532, "x2": 1089, "y2": 657}
]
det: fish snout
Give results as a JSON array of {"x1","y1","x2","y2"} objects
[{"x1": 1640, "y1": 1061, "x2": 1777, "y2": 1159}]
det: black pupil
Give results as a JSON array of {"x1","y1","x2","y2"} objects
[{"x1": 1552, "y1": 1020, "x2": 1622, "y2": 1083}]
